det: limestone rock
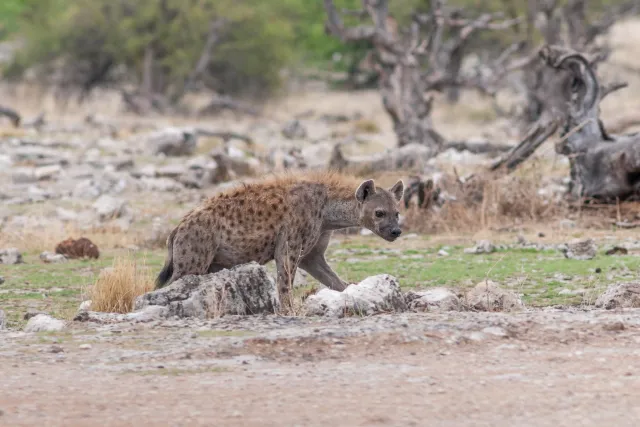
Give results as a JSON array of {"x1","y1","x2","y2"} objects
[
  {"x1": 39, "y1": 251, "x2": 67, "y2": 264},
  {"x1": 595, "y1": 283, "x2": 640, "y2": 309},
  {"x1": 24, "y1": 314, "x2": 66, "y2": 333},
  {"x1": 146, "y1": 127, "x2": 197, "y2": 156},
  {"x1": 304, "y1": 274, "x2": 406, "y2": 318},
  {"x1": 560, "y1": 238, "x2": 597, "y2": 260},
  {"x1": 464, "y1": 280, "x2": 523, "y2": 312},
  {"x1": 134, "y1": 262, "x2": 279, "y2": 318},
  {"x1": 405, "y1": 288, "x2": 461, "y2": 312},
  {"x1": 92, "y1": 195, "x2": 128, "y2": 221},
  {"x1": 0, "y1": 248, "x2": 23, "y2": 265},
  {"x1": 74, "y1": 305, "x2": 168, "y2": 323},
  {"x1": 464, "y1": 240, "x2": 495, "y2": 254}
]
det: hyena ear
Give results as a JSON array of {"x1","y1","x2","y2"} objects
[
  {"x1": 355, "y1": 179, "x2": 376, "y2": 203},
  {"x1": 389, "y1": 180, "x2": 404, "y2": 203}
]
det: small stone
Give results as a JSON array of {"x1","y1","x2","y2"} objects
[
  {"x1": 603, "y1": 321, "x2": 625, "y2": 332},
  {"x1": 78, "y1": 300, "x2": 92, "y2": 311},
  {"x1": 39, "y1": 251, "x2": 68, "y2": 264},
  {"x1": 606, "y1": 246, "x2": 628, "y2": 256},
  {"x1": 92, "y1": 195, "x2": 128, "y2": 221},
  {"x1": 79, "y1": 344, "x2": 92, "y2": 350},
  {"x1": 559, "y1": 219, "x2": 577, "y2": 229},
  {"x1": 595, "y1": 283, "x2": 640, "y2": 309},
  {"x1": 560, "y1": 238, "x2": 597, "y2": 260},
  {"x1": 465, "y1": 280, "x2": 523, "y2": 312},
  {"x1": 405, "y1": 288, "x2": 460, "y2": 312},
  {"x1": 0, "y1": 310, "x2": 6, "y2": 330},
  {"x1": 464, "y1": 240, "x2": 495, "y2": 255},
  {"x1": 24, "y1": 314, "x2": 66, "y2": 333},
  {"x1": 0, "y1": 248, "x2": 23, "y2": 265},
  {"x1": 0, "y1": 276, "x2": 4, "y2": 285},
  {"x1": 437, "y1": 249, "x2": 449, "y2": 256},
  {"x1": 538, "y1": 232, "x2": 546, "y2": 238},
  {"x1": 482, "y1": 326, "x2": 508, "y2": 337},
  {"x1": 359, "y1": 228, "x2": 373, "y2": 236},
  {"x1": 50, "y1": 345, "x2": 64, "y2": 353},
  {"x1": 595, "y1": 267, "x2": 602, "y2": 274}
]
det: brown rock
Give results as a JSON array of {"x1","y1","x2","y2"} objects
[{"x1": 55, "y1": 237, "x2": 100, "y2": 259}]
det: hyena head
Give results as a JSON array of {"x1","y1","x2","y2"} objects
[{"x1": 355, "y1": 179, "x2": 404, "y2": 242}]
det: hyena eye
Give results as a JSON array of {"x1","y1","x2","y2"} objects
[{"x1": 375, "y1": 210, "x2": 385, "y2": 218}]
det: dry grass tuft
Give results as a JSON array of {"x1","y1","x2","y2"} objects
[
  {"x1": 353, "y1": 119, "x2": 381, "y2": 134},
  {"x1": 88, "y1": 255, "x2": 154, "y2": 313},
  {"x1": 404, "y1": 171, "x2": 568, "y2": 234},
  {"x1": 0, "y1": 223, "x2": 139, "y2": 254}
]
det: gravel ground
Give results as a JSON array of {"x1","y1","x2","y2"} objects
[{"x1": 2, "y1": 308, "x2": 640, "y2": 426}]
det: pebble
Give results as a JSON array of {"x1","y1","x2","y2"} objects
[
  {"x1": 79, "y1": 344, "x2": 92, "y2": 350},
  {"x1": 50, "y1": 345, "x2": 64, "y2": 353}
]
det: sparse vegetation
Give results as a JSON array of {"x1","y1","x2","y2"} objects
[{"x1": 88, "y1": 254, "x2": 154, "y2": 313}]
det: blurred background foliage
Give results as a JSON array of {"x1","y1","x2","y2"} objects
[{"x1": 0, "y1": 0, "x2": 632, "y2": 99}]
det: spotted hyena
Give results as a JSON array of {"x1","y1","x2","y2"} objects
[{"x1": 156, "y1": 171, "x2": 404, "y2": 304}]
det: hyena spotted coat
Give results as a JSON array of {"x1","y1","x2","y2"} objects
[{"x1": 156, "y1": 171, "x2": 404, "y2": 303}]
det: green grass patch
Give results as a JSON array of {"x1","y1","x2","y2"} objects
[{"x1": 1, "y1": 249, "x2": 165, "y2": 329}]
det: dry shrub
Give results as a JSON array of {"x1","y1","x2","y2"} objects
[
  {"x1": 404, "y1": 172, "x2": 568, "y2": 234},
  {"x1": 88, "y1": 255, "x2": 154, "y2": 313},
  {"x1": 353, "y1": 119, "x2": 381, "y2": 134}
]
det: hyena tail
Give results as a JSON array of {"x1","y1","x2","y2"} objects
[{"x1": 155, "y1": 227, "x2": 178, "y2": 289}]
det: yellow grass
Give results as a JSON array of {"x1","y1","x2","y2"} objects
[{"x1": 88, "y1": 255, "x2": 154, "y2": 313}]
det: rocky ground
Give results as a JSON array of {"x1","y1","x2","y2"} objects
[
  {"x1": 3, "y1": 18, "x2": 640, "y2": 425},
  {"x1": 2, "y1": 308, "x2": 640, "y2": 426}
]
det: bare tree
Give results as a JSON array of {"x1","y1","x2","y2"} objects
[
  {"x1": 323, "y1": 0, "x2": 521, "y2": 152},
  {"x1": 513, "y1": 0, "x2": 638, "y2": 129},
  {"x1": 492, "y1": 45, "x2": 640, "y2": 202}
]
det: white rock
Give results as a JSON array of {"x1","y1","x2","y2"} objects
[
  {"x1": 146, "y1": 127, "x2": 197, "y2": 156},
  {"x1": 79, "y1": 344, "x2": 92, "y2": 350},
  {"x1": 92, "y1": 195, "x2": 127, "y2": 220},
  {"x1": 304, "y1": 274, "x2": 406, "y2": 318},
  {"x1": 78, "y1": 300, "x2": 92, "y2": 311},
  {"x1": 138, "y1": 177, "x2": 183, "y2": 192},
  {"x1": 464, "y1": 240, "x2": 495, "y2": 254},
  {"x1": 464, "y1": 280, "x2": 523, "y2": 312},
  {"x1": 560, "y1": 238, "x2": 597, "y2": 260},
  {"x1": 405, "y1": 288, "x2": 461, "y2": 312},
  {"x1": 437, "y1": 249, "x2": 450, "y2": 256},
  {"x1": 0, "y1": 309, "x2": 6, "y2": 330},
  {"x1": 40, "y1": 251, "x2": 67, "y2": 264},
  {"x1": 595, "y1": 283, "x2": 640, "y2": 309},
  {"x1": 75, "y1": 305, "x2": 168, "y2": 323},
  {"x1": 134, "y1": 263, "x2": 279, "y2": 318},
  {"x1": 24, "y1": 314, "x2": 66, "y2": 333},
  {"x1": 482, "y1": 326, "x2": 508, "y2": 337},
  {"x1": 34, "y1": 164, "x2": 62, "y2": 180},
  {"x1": 56, "y1": 207, "x2": 79, "y2": 221},
  {"x1": 0, "y1": 248, "x2": 23, "y2": 265}
]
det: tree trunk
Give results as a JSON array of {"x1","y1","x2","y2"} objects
[{"x1": 378, "y1": 61, "x2": 444, "y2": 152}]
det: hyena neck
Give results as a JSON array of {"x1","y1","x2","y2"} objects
[{"x1": 322, "y1": 198, "x2": 361, "y2": 231}]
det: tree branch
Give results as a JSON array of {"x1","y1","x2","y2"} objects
[{"x1": 0, "y1": 105, "x2": 21, "y2": 127}]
